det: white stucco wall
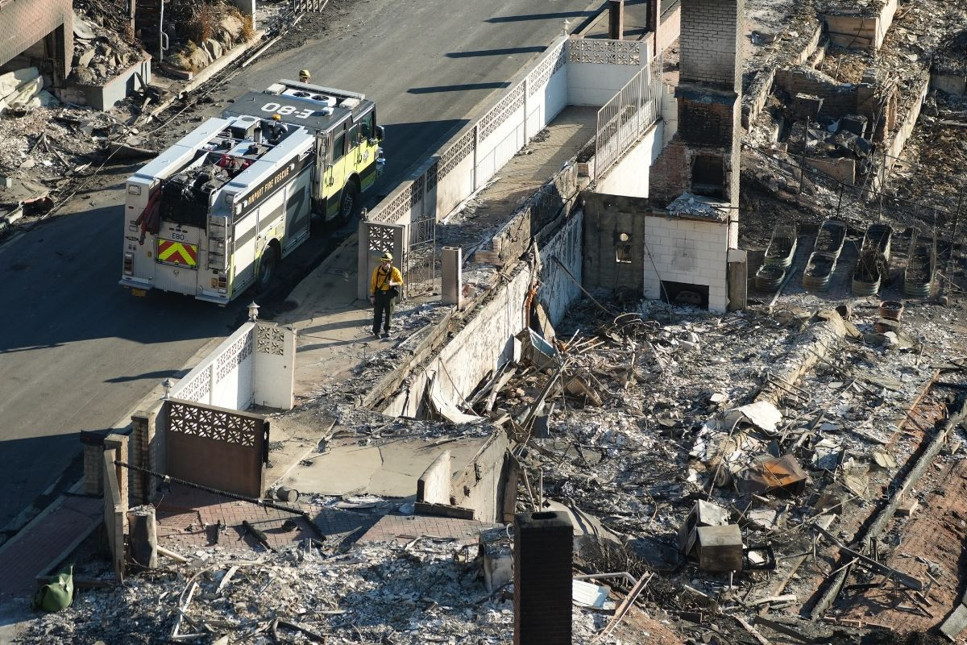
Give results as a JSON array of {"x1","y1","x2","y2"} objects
[
  {"x1": 538, "y1": 211, "x2": 584, "y2": 325},
  {"x1": 252, "y1": 323, "x2": 296, "y2": 410},
  {"x1": 567, "y1": 62, "x2": 647, "y2": 106},
  {"x1": 595, "y1": 120, "x2": 665, "y2": 198},
  {"x1": 168, "y1": 321, "x2": 296, "y2": 412}
]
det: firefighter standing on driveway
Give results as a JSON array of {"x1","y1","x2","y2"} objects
[{"x1": 370, "y1": 252, "x2": 403, "y2": 337}]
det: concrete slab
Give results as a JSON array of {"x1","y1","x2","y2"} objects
[{"x1": 277, "y1": 436, "x2": 490, "y2": 498}]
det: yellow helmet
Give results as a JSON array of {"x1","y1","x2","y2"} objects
[
  {"x1": 272, "y1": 114, "x2": 281, "y2": 121},
  {"x1": 299, "y1": 69, "x2": 311, "y2": 80},
  {"x1": 380, "y1": 252, "x2": 393, "y2": 262}
]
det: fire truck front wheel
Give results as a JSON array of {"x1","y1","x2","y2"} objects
[{"x1": 256, "y1": 244, "x2": 278, "y2": 293}]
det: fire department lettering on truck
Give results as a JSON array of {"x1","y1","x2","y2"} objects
[
  {"x1": 258, "y1": 102, "x2": 314, "y2": 120},
  {"x1": 236, "y1": 153, "x2": 312, "y2": 219}
]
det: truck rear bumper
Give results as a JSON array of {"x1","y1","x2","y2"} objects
[{"x1": 120, "y1": 276, "x2": 152, "y2": 295}]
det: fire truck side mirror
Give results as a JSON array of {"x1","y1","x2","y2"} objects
[{"x1": 375, "y1": 125, "x2": 385, "y2": 142}]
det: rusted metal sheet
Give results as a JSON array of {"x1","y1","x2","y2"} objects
[{"x1": 737, "y1": 454, "x2": 808, "y2": 495}]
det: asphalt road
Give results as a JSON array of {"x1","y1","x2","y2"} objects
[{"x1": 0, "y1": 0, "x2": 601, "y2": 534}]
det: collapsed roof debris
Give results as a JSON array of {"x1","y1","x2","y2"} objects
[{"x1": 70, "y1": 8, "x2": 146, "y2": 86}]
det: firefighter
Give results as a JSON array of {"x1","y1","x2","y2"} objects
[
  {"x1": 370, "y1": 252, "x2": 403, "y2": 338},
  {"x1": 267, "y1": 113, "x2": 288, "y2": 144},
  {"x1": 299, "y1": 69, "x2": 311, "y2": 83}
]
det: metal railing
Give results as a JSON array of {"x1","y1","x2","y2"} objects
[
  {"x1": 594, "y1": 63, "x2": 661, "y2": 179},
  {"x1": 291, "y1": 0, "x2": 328, "y2": 12}
]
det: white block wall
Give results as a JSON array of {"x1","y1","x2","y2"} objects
[
  {"x1": 643, "y1": 216, "x2": 730, "y2": 312},
  {"x1": 168, "y1": 321, "x2": 296, "y2": 412},
  {"x1": 567, "y1": 62, "x2": 648, "y2": 106}
]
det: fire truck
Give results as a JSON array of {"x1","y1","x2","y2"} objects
[{"x1": 120, "y1": 79, "x2": 384, "y2": 304}]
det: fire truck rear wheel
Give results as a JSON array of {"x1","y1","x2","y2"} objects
[
  {"x1": 338, "y1": 179, "x2": 360, "y2": 224},
  {"x1": 256, "y1": 244, "x2": 278, "y2": 292}
]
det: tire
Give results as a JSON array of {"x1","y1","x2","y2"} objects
[
  {"x1": 337, "y1": 179, "x2": 360, "y2": 224},
  {"x1": 256, "y1": 244, "x2": 278, "y2": 293}
]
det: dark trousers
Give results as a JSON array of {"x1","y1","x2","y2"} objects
[{"x1": 372, "y1": 290, "x2": 395, "y2": 334}]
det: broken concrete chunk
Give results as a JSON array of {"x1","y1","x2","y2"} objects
[
  {"x1": 871, "y1": 449, "x2": 897, "y2": 469},
  {"x1": 572, "y1": 580, "x2": 611, "y2": 609},
  {"x1": 77, "y1": 48, "x2": 96, "y2": 69},
  {"x1": 896, "y1": 496, "x2": 918, "y2": 517},
  {"x1": 564, "y1": 374, "x2": 602, "y2": 406}
]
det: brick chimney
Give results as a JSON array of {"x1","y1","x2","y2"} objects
[{"x1": 649, "y1": 0, "x2": 744, "y2": 246}]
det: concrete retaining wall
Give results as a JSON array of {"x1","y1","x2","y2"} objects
[
  {"x1": 538, "y1": 210, "x2": 584, "y2": 326},
  {"x1": 874, "y1": 72, "x2": 930, "y2": 190},
  {"x1": 824, "y1": 0, "x2": 897, "y2": 51},
  {"x1": 452, "y1": 433, "x2": 510, "y2": 522},
  {"x1": 61, "y1": 57, "x2": 151, "y2": 111},
  {"x1": 742, "y1": 21, "x2": 822, "y2": 128},
  {"x1": 417, "y1": 451, "x2": 452, "y2": 505},
  {"x1": 383, "y1": 207, "x2": 584, "y2": 419}
]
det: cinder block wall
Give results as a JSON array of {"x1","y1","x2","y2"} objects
[
  {"x1": 774, "y1": 67, "x2": 858, "y2": 119},
  {"x1": 0, "y1": 0, "x2": 72, "y2": 79},
  {"x1": 679, "y1": 0, "x2": 744, "y2": 91},
  {"x1": 582, "y1": 193, "x2": 647, "y2": 295}
]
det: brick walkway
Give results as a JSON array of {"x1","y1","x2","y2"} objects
[
  {"x1": 359, "y1": 513, "x2": 498, "y2": 546},
  {"x1": 155, "y1": 484, "x2": 380, "y2": 554},
  {"x1": 0, "y1": 495, "x2": 102, "y2": 601}
]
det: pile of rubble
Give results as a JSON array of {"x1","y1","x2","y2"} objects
[
  {"x1": 70, "y1": 10, "x2": 147, "y2": 86},
  {"x1": 740, "y1": 0, "x2": 967, "y2": 253},
  {"x1": 17, "y1": 290, "x2": 967, "y2": 644},
  {"x1": 18, "y1": 530, "x2": 640, "y2": 644},
  {"x1": 0, "y1": 105, "x2": 128, "y2": 186}
]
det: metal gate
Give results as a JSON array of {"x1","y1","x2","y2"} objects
[
  {"x1": 359, "y1": 221, "x2": 405, "y2": 300},
  {"x1": 165, "y1": 399, "x2": 268, "y2": 497},
  {"x1": 407, "y1": 175, "x2": 438, "y2": 297}
]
